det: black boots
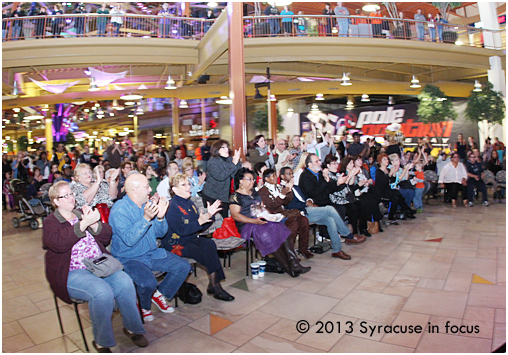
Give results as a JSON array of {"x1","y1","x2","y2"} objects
[
  {"x1": 284, "y1": 239, "x2": 311, "y2": 275},
  {"x1": 271, "y1": 246, "x2": 299, "y2": 277},
  {"x1": 207, "y1": 272, "x2": 234, "y2": 301}
]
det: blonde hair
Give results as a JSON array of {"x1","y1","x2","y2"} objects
[
  {"x1": 294, "y1": 152, "x2": 310, "y2": 173},
  {"x1": 388, "y1": 153, "x2": 399, "y2": 163},
  {"x1": 169, "y1": 173, "x2": 188, "y2": 197},
  {"x1": 93, "y1": 164, "x2": 104, "y2": 175},
  {"x1": 288, "y1": 135, "x2": 301, "y2": 150},
  {"x1": 182, "y1": 160, "x2": 194, "y2": 172},
  {"x1": 48, "y1": 181, "x2": 69, "y2": 208},
  {"x1": 74, "y1": 163, "x2": 91, "y2": 181}
]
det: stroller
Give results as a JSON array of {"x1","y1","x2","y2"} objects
[{"x1": 10, "y1": 179, "x2": 50, "y2": 230}]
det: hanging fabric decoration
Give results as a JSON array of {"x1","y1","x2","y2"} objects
[
  {"x1": 89, "y1": 67, "x2": 128, "y2": 87},
  {"x1": 28, "y1": 78, "x2": 80, "y2": 94}
]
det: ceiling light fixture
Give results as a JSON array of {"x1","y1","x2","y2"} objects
[
  {"x1": 216, "y1": 96, "x2": 232, "y2": 105},
  {"x1": 179, "y1": 100, "x2": 188, "y2": 108},
  {"x1": 340, "y1": 72, "x2": 352, "y2": 86},
  {"x1": 207, "y1": 2, "x2": 218, "y2": 7},
  {"x1": 473, "y1": 80, "x2": 482, "y2": 92},
  {"x1": 120, "y1": 93, "x2": 143, "y2": 101},
  {"x1": 361, "y1": 94, "x2": 370, "y2": 102},
  {"x1": 88, "y1": 77, "x2": 100, "y2": 92},
  {"x1": 12, "y1": 108, "x2": 20, "y2": 113},
  {"x1": 410, "y1": 75, "x2": 421, "y2": 88},
  {"x1": 287, "y1": 108, "x2": 294, "y2": 116},
  {"x1": 164, "y1": 75, "x2": 177, "y2": 90},
  {"x1": 316, "y1": 93, "x2": 325, "y2": 101},
  {"x1": 41, "y1": 104, "x2": 49, "y2": 111},
  {"x1": 362, "y1": 4, "x2": 380, "y2": 12},
  {"x1": 268, "y1": 94, "x2": 276, "y2": 101}
]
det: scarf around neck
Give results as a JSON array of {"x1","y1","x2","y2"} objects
[
  {"x1": 256, "y1": 146, "x2": 268, "y2": 156},
  {"x1": 265, "y1": 182, "x2": 285, "y2": 199}
]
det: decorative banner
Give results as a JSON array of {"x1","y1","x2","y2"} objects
[
  {"x1": 28, "y1": 78, "x2": 80, "y2": 94},
  {"x1": 300, "y1": 102, "x2": 479, "y2": 146},
  {"x1": 89, "y1": 67, "x2": 128, "y2": 87}
]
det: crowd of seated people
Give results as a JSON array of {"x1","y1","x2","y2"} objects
[{"x1": 2, "y1": 128, "x2": 504, "y2": 351}]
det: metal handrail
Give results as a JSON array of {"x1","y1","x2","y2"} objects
[{"x1": 2, "y1": 13, "x2": 504, "y2": 50}]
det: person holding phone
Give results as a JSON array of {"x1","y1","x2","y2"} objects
[{"x1": 43, "y1": 181, "x2": 148, "y2": 352}]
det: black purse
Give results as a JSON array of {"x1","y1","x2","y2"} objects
[{"x1": 177, "y1": 282, "x2": 202, "y2": 304}]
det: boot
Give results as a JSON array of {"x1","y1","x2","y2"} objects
[
  {"x1": 207, "y1": 272, "x2": 234, "y2": 301},
  {"x1": 284, "y1": 239, "x2": 311, "y2": 275},
  {"x1": 272, "y1": 246, "x2": 299, "y2": 277}
]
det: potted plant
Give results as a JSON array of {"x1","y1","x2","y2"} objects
[{"x1": 465, "y1": 81, "x2": 505, "y2": 139}]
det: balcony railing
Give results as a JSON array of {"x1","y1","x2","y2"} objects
[
  {"x1": 242, "y1": 15, "x2": 505, "y2": 50},
  {"x1": 1, "y1": 13, "x2": 215, "y2": 40},
  {"x1": 2, "y1": 13, "x2": 504, "y2": 50}
]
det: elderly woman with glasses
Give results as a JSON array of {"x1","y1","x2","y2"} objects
[
  {"x1": 72, "y1": 163, "x2": 120, "y2": 209},
  {"x1": 43, "y1": 181, "x2": 147, "y2": 352},
  {"x1": 201, "y1": 140, "x2": 242, "y2": 219},
  {"x1": 438, "y1": 152, "x2": 468, "y2": 208},
  {"x1": 161, "y1": 173, "x2": 234, "y2": 301}
]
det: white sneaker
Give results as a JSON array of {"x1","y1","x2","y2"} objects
[
  {"x1": 482, "y1": 201, "x2": 489, "y2": 207},
  {"x1": 141, "y1": 309, "x2": 154, "y2": 322},
  {"x1": 151, "y1": 290, "x2": 175, "y2": 313},
  {"x1": 340, "y1": 238, "x2": 346, "y2": 243},
  {"x1": 316, "y1": 232, "x2": 323, "y2": 243}
]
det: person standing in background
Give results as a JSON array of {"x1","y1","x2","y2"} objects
[
  {"x1": 334, "y1": 2, "x2": 349, "y2": 37},
  {"x1": 96, "y1": 2, "x2": 109, "y2": 37},
  {"x1": 280, "y1": 5, "x2": 294, "y2": 37},
  {"x1": 414, "y1": 9, "x2": 426, "y2": 41},
  {"x1": 427, "y1": 13, "x2": 436, "y2": 42}
]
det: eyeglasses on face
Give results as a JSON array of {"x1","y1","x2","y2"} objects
[
  {"x1": 242, "y1": 178, "x2": 254, "y2": 182},
  {"x1": 57, "y1": 193, "x2": 74, "y2": 200}
]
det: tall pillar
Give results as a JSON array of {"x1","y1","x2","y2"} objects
[
  {"x1": 44, "y1": 118, "x2": 52, "y2": 156},
  {"x1": 201, "y1": 98, "x2": 207, "y2": 138},
  {"x1": 172, "y1": 97, "x2": 180, "y2": 146},
  {"x1": 228, "y1": 2, "x2": 247, "y2": 156},
  {"x1": 133, "y1": 115, "x2": 138, "y2": 144},
  {"x1": 478, "y1": 2, "x2": 502, "y2": 49},
  {"x1": 477, "y1": 3, "x2": 505, "y2": 148},
  {"x1": 269, "y1": 100, "x2": 277, "y2": 140}
]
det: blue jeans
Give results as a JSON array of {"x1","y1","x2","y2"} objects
[
  {"x1": 306, "y1": 205, "x2": 351, "y2": 253},
  {"x1": 67, "y1": 269, "x2": 145, "y2": 348},
  {"x1": 437, "y1": 26, "x2": 443, "y2": 42},
  {"x1": 123, "y1": 250, "x2": 190, "y2": 310},
  {"x1": 399, "y1": 188, "x2": 415, "y2": 207},
  {"x1": 112, "y1": 22, "x2": 121, "y2": 36},
  {"x1": 413, "y1": 187, "x2": 424, "y2": 209},
  {"x1": 416, "y1": 24, "x2": 424, "y2": 41},
  {"x1": 338, "y1": 20, "x2": 348, "y2": 37},
  {"x1": 269, "y1": 19, "x2": 280, "y2": 37},
  {"x1": 12, "y1": 25, "x2": 22, "y2": 40},
  {"x1": 429, "y1": 27, "x2": 436, "y2": 42},
  {"x1": 97, "y1": 22, "x2": 106, "y2": 37}
]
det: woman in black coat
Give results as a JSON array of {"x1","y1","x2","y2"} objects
[
  {"x1": 201, "y1": 139, "x2": 241, "y2": 219},
  {"x1": 35, "y1": 7, "x2": 48, "y2": 39},
  {"x1": 162, "y1": 173, "x2": 234, "y2": 301}
]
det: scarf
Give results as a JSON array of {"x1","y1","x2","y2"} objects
[
  {"x1": 256, "y1": 146, "x2": 269, "y2": 156},
  {"x1": 264, "y1": 182, "x2": 285, "y2": 199}
]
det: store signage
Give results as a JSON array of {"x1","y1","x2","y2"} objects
[{"x1": 188, "y1": 124, "x2": 219, "y2": 137}]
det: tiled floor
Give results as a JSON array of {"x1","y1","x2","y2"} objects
[{"x1": 2, "y1": 201, "x2": 506, "y2": 353}]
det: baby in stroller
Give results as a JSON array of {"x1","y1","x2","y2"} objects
[{"x1": 10, "y1": 179, "x2": 50, "y2": 230}]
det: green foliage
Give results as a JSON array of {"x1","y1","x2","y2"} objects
[
  {"x1": 18, "y1": 136, "x2": 29, "y2": 151},
  {"x1": 6, "y1": 141, "x2": 13, "y2": 153},
  {"x1": 252, "y1": 107, "x2": 284, "y2": 134},
  {"x1": 417, "y1": 84, "x2": 457, "y2": 125},
  {"x1": 466, "y1": 81, "x2": 505, "y2": 126},
  {"x1": 431, "y1": 2, "x2": 461, "y2": 20},
  {"x1": 65, "y1": 131, "x2": 76, "y2": 145}
]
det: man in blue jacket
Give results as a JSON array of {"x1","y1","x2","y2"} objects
[{"x1": 110, "y1": 173, "x2": 190, "y2": 322}]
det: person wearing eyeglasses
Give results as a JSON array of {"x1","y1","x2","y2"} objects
[
  {"x1": 43, "y1": 181, "x2": 148, "y2": 352},
  {"x1": 71, "y1": 163, "x2": 119, "y2": 209},
  {"x1": 161, "y1": 173, "x2": 234, "y2": 301},
  {"x1": 201, "y1": 139, "x2": 241, "y2": 219},
  {"x1": 465, "y1": 153, "x2": 489, "y2": 207},
  {"x1": 438, "y1": 152, "x2": 468, "y2": 208},
  {"x1": 230, "y1": 168, "x2": 310, "y2": 277}
]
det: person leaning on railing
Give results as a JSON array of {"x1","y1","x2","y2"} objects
[
  {"x1": 110, "y1": 3, "x2": 125, "y2": 37},
  {"x1": 96, "y1": 3, "x2": 109, "y2": 37}
]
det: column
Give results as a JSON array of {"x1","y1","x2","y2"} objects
[
  {"x1": 477, "y1": 3, "x2": 505, "y2": 147},
  {"x1": 228, "y1": 2, "x2": 247, "y2": 156},
  {"x1": 201, "y1": 98, "x2": 207, "y2": 138},
  {"x1": 133, "y1": 115, "x2": 138, "y2": 145},
  {"x1": 45, "y1": 117, "x2": 53, "y2": 158},
  {"x1": 172, "y1": 97, "x2": 180, "y2": 146}
]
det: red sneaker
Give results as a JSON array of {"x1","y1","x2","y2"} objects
[
  {"x1": 141, "y1": 309, "x2": 154, "y2": 322},
  {"x1": 151, "y1": 290, "x2": 175, "y2": 313}
]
